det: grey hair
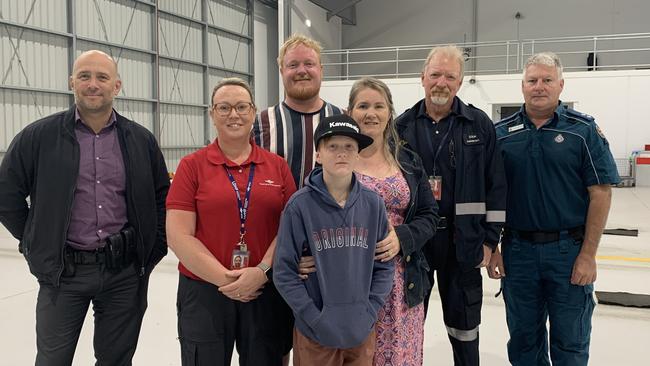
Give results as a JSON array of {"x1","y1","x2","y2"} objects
[
  {"x1": 524, "y1": 52, "x2": 564, "y2": 80},
  {"x1": 422, "y1": 45, "x2": 465, "y2": 79}
]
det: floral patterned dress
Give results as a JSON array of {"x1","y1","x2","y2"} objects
[{"x1": 357, "y1": 171, "x2": 425, "y2": 366}]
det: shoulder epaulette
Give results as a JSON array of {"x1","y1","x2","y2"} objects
[
  {"x1": 495, "y1": 112, "x2": 521, "y2": 128},
  {"x1": 563, "y1": 108, "x2": 595, "y2": 124}
]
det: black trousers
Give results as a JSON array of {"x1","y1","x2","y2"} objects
[
  {"x1": 176, "y1": 274, "x2": 293, "y2": 366},
  {"x1": 35, "y1": 262, "x2": 149, "y2": 366},
  {"x1": 424, "y1": 228, "x2": 482, "y2": 366}
]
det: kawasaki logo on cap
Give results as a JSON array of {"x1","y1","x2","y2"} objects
[{"x1": 329, "y1": 121, "x2": 359, "y2": 132}]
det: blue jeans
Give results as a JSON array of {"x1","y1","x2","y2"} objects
[{"x1": 502, "y1": 233, "x2": 595, "y2": 366}]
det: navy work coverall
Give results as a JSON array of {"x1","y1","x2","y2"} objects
[{"x1": 396, "y1": 97, "x2": 507, "y2": 366}]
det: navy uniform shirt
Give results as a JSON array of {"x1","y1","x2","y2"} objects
[
  {"x1": 495, "y1": 102, "x2": 620, "y2": 231},
  {"x1": 410, "y1": 99, "x2": 459, "y2": 219}
]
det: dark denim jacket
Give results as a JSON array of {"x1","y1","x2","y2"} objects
[{"x1": 393, "y1": 146, "x2": 439, "y2": 307}]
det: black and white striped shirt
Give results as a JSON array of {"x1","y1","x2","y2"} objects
[{"x1": 253, "y1": 101, "x2": 343, "y2": 188}]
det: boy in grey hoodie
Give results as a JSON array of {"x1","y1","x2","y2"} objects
[{"x1": 274, "y1": 115, "x2": 395, "y2": 365}]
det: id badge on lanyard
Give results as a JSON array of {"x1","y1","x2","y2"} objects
[
  {"x1": 429, "y1": 175, "x2": 442, "y2": 201},
  {"x1": 224, "y1": 164, "x2": 255, "y2": 270},
  {"x1": 231, "y1": 243, "x2": 250, "y2": 269},
  {"x1": 429, "y1": 119, "x2": 453, "y2": 202}
]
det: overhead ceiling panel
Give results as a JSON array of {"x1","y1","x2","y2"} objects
[{"x1": 308, "y1": 0, "x2": 361, "y2": 25}]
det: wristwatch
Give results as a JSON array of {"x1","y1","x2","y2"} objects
[{"x1": 257, "y1": 262, "x2": 271, "y2": 280}]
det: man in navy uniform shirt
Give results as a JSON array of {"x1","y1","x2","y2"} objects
[
  {"x1": 491, "y1": 52, "x2": 619, "y2": 366},
  {"x1": 395, "y1": 45, "x2": 507, "y2": 366}
]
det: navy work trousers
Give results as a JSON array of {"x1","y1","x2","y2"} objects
[
  {"x1": 423, "y1": 228, "x2": 482, "y2": 366},
  {"x1": 176, "y1": 274, "x2": 293, "y2": 366},
  {"x1": 502, "y1": 233, "x2": 595, "y2": 366}
]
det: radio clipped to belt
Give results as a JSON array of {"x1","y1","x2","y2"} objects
[
  {"x1": 63, "y1": 226, "x2": 137, "y2": 275},
  {"x1": 105, "y1": 226, "x2": 136, "y2": 271}
]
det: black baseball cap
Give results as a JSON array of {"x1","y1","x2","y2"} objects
[{"x1": 314, "y1": 114, "x2": 374, "y2": 151}]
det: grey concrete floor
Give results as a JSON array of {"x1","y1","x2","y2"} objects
[{"x1": 1, "y1": 187, "x2": 649, "y2": 365}]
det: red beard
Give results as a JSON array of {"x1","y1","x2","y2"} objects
[{"x1": 286, "y1": 82, "x2": 320, "y2": 101}]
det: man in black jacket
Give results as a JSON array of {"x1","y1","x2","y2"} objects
[
  {"x1": 0, "y1": 50, "x2": 169, "y2": 365},
  {"x1": 395, "y1": 45, "x2": 507, "y2": 366}
]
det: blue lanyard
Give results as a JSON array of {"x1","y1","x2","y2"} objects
[{"x1": 224, "y1": 163, "x2": 256, "y2": 241}]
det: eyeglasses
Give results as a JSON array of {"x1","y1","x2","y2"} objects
[{"x1": 212, "y1": 102, "x2": 254, "y2": 117}]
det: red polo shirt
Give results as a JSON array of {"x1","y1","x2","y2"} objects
[{"x1": 166, "y1": 140, "x2": 297, "y2": 281}]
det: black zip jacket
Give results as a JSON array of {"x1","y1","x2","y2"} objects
[
  {"x1": 393, "y1": 145, "x2": 440, "y2": 307},
  {"x1": 396, "y1": 97, "x2": 507, "y2": 270},
  {"x1": 0, "y1": 106, "x2": 170, "y2": 286}
]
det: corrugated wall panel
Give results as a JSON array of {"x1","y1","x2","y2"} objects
[
  {"x1": 207, "y1": 70, "x2": 226, "y2": 100},
  {"x1": 1, "y1": 0, "x2": 253, "y2": 171},
  {"x1": 158, "y1": 14, "x2": 203, "y2": 63},
  {"x1": 159, "y1": 0, "x2": 202, "y2": 21},
  {"x1": 0, "y1": 89, "x2": 69, "y2": 151},
  {"x1": 207, "y1": 68, "x2": 251, "y2": 95},
  {"x1": 114, "y1": 50, "x2": 154, "y2": 100},
  {"x1": 208, "y1": 0, "x2": 250, "y2": 36},
  {"x1": 164, "y1": 147, "x2": 201, "y2": 172},
  {"x1": 75, "y1": 0, "x2": 153, "y2": 50},
  {"x1": 206, "y1": 70, "x2": 227, "y2": 144},
  {"x1": 208, "y1": 31, "x2": 250, "y2": 73},
  {"x1": 0, "y1": 0, "x2": 67, "y2": 32},
  {"x1": 159, "y1": 59, "x2": 203, "y2": 104},
  {"x1": 159, "y1": 104, "x2": 204, "y2": 146},
  {"x1": 113, "y1": 99, "x2": 154, "y2": 131},
  {"x1": 1, "y1": 26, "x2": 69, "y2": 89}
]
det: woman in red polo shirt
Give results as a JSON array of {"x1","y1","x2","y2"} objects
[{"x1": 166, "y1": 78, "x2": 297, "y2": 365}]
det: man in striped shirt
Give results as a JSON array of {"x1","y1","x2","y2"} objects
[{"x1": 253, "y1": 34, "x2": 342, "y2": 188}]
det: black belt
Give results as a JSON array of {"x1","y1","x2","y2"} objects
[
  {"x1": 504, "y1": 226, "x2": 585, "y2": 243},
  {"x1": 69, "y1": 246, "x2": 108, "y2": 265},
  {"x1": 66, "y1": 226, "x2": 137, "y2": 266}
]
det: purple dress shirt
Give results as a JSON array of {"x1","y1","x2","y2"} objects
[{"x1": 66, "y1": 110, "x2": 128, "y2": 250}]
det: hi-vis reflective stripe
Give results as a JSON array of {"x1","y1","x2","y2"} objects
[
  {"x1": 486, "y1": 210, "x2": 506, "y2": 222},
  {"x1": 447, "y1": 325, "x2": 479, "y2": 341},
  {"x1": 455, "y1": 202, "x2": 486, "y2": 215}
]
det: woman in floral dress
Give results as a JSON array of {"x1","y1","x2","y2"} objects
[{"x1": 348, "y1": 77, "x2": 439, "y2": 366}]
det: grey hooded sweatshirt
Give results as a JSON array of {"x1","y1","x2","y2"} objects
[{"x1": 273, "y1": 167, "x2": 394, "y2": 349}]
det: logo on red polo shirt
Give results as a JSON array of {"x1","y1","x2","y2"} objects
[{"x1": 260, "y1": 179, "x2": 281, "y2": 187}]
